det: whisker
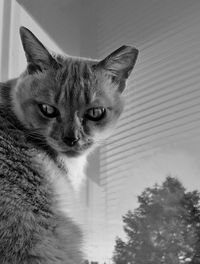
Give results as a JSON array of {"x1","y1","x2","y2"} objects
[{"x1": 94, "y1": 140, "x2": 121, "y2": 146}]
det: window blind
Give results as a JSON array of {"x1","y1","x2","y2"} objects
[{"x1": 97, "y1": 0, "x2": 200, "y2": 227}]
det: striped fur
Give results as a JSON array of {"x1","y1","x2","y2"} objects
[{"x1": 0, "y1": 107, "x2": 83, "y2": 264}]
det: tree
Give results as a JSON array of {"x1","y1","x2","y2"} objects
[{"x1": 113, "y1": 177, "x2": 200, "y2": 264}]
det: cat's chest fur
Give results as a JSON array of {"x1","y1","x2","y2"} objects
[{"x1": 34, "y1": 151, "x2": 87, "y2": 217}]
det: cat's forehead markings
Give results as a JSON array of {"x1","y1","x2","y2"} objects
[{"x1": 56, "y1": 59, "x2": 95, "y2": 105}]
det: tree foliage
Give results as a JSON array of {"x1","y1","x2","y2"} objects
[{"x1": 113, "y1": 177, "x2": 200, "y2": 264}]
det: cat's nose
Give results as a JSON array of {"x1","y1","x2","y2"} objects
[{"x1": 63, "y1": 136, "x2": 79, "y2": 147}]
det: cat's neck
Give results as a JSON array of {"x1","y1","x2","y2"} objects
[
  {"x1": 34, "y1": 150, "x2": 88, "y2": 211},
  {"x1": 57, "y1": 154, "x2": 87, "y2": 190}
]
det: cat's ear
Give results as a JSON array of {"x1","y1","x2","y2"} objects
[
  {"x1": 20, "y1": 26, "x2": 57, "y2": 73},
  {"x1": 97, "y1": 45, "x2": 138, "y2": 91}
]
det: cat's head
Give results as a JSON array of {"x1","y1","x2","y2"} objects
[{"x1": 11, "y1": 27, "x2": 138, "y2": 158}]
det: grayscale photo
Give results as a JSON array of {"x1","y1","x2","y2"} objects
[{"x1": 0, "y1": 0, "x2": 200, "y2": 263}]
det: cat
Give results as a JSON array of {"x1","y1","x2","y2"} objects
[{"x1": 0, "y1": 26, "x2": 138, "y2": 264}]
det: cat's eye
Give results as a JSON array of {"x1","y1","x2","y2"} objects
[
  {"x1": 85, "y1": 107, "x2": 106, "y2": 121},
  {"x1": 38, "y1": 104, "x2": 59, "y2": 118}
]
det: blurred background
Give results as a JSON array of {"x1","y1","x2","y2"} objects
[{"x1": 1, "y1": 0, "x2": 200, "y2": 263}]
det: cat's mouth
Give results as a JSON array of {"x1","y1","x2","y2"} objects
[
  {"x1": 62, "y1": 142, "x2": 94, "y2": 157},
  {"x1": 49, "y1": 140, "x2": 93, "y2": 157},
  {"x1": 47, "y1": 137, "x2": 94, "y2": 157}
]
